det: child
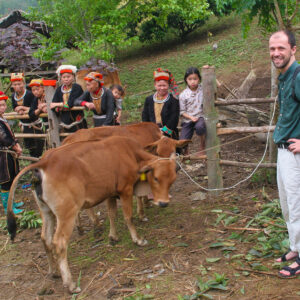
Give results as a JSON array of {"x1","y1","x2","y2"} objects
[
  {"x1": 0, "y1": 91, "x2": 24, "y2": 214},
  {"x1": 179, "y1": 67, "x2": 206, "y2": 155},
  {"x1": 51, "y1": 65, "x2": 87, "y2": 133},
  {"x1": 110, "y1": 84, "x2": 125, "y2": 125}
]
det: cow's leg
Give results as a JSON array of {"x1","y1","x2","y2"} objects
[
  {"x1": 121, "y1": 189, "x2": 148, "y2": 246},
  {"x1": 107, "y1": 197, "x2": 118, "y2": 242},
  {"x1": 33, "y1": 191, "x2": 58, "y2": 277},
  {"x1": 53, "y1": 212, "x2": 81, "y2": 294},
  {"x1": 137, "y1": 196, "x2": 148, "y2": 222}
]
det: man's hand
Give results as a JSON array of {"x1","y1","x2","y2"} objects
[{"x1": 288, "y1": 139, "x2": 300, "y2": 153}]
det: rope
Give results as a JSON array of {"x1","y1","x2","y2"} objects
[
  {"x1": 181, "y1": 133, "x2": 258, "y2": 159},
  {"x1": 176, "y1": 96, "x2": 278, "y2": 191}
]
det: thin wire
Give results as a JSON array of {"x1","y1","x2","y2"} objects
[{"x1": 176, "y1": 96, "x2": 278, "y2": 191}]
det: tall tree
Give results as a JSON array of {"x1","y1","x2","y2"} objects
[{"x1": 29, "y1": 0, "x2": 212, "y2": 63}]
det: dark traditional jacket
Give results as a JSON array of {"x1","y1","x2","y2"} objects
[
  {"x1": 142, "y1": 93, "x2": 180, "y2": 134},
  {"x1": 0, "y1": 117, "x2": 18, "y2": 184},
  {"x1": 11, "y1": 89, "x2": 36, "y2": 123},
  {"x1": 29, "y1": 96, "x2": 48, "y2": 124},
  {"x1": 52, "y1": 83, "x2": 84, "y2": 125},
  {"x1": 72, "y1": 88, "x2": 115, "y2": 126}
]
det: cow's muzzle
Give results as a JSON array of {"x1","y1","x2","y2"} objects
[{"x1": 158, "y1": 201, "x2": 169, "y2": 208}]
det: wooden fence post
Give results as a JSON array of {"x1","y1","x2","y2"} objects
[
  {"x1": 202, "y1": 66, "x2": 223, "y2": 194},
  {"x1": 45, "y1": 86, "x2": 61, "y2": 148}
]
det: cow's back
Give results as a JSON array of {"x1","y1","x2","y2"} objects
[{"x1": 62, "y1": 122, "x2": 162, "y2": 146}]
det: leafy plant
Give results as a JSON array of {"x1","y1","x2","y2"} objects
[
  {"x1": 17, "y1": 210, "x2": 42, "y2": 229},
  {"x1": 180, "y1": 273, "x2": 228, "y2": 299}
]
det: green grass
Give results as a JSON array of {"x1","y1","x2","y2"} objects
[{"x1": 118, "y1": 17, "x2": 266, "y2": 97}]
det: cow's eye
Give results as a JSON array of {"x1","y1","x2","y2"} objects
[{"x1": 154, "y1": 177, "x2": 159, "y2": 182}]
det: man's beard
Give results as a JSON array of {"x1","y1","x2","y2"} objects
[{"x1": 272, "y1": 53, "x2": 292, "y2": 69}]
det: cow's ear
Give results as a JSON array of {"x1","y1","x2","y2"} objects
[
  {"x1": 144, "y1": 140, "x2": 159, "y2": 153},
  {"x1": 138, "y1": 164, "x2": 153, "y2": 174},
  {"x1": 175, "y1": 139, "x2": 192, "y2": 148}
]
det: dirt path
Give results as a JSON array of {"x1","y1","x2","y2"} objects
[{"x1": 1, "y1": 133, "x2": 300, "y2": 300}]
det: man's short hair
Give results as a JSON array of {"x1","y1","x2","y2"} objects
[{"x1": 271, "y1": 30, "x2": 296, "y2": 48}]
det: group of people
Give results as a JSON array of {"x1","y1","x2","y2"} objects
[
  {"x1": 0, "y1": 28, "x2": 300, "y2": 279},
  {"x1": 0, "y1": 64, "x2": 206, "y2": 215}
]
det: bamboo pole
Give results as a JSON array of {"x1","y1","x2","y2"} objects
[
  {"x1": 202, "y1": 66, "x2": 223, "y2": 194},
  {"x1": 14, "y1": 133, "x2": 72, "y2": 138},
  {"x1": 217, "y1": 125, "x2": 275, "y2": 136},
  {"x1": 3, "y1": 107, "x2": 85, "y2": 120},
  {"x1": 215, "y1": 97, "x2": 275, "y2": 106}
]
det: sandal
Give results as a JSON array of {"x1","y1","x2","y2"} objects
[
  {"x1": 277, "y1": 249, "x2": 298, "y2": 262},
  {"x1": 278, "y1": 257, "x2": 300, "y2": 278}
]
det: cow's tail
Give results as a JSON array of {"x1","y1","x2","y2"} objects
[{"x1": 7, "y1": 160, "x2": 44, "y2": 241}]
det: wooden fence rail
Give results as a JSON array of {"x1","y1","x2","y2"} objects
[{"x1": 201, "y1": 66, "x2": 277, "y2": 192}]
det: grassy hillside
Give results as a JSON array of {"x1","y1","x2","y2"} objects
[{"x1": 115, "y1": 15, "x2": 299, "y2": 122}]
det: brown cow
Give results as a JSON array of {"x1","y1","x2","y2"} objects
[
  {"x1": 62, "y1": 122, "x2": 191, "y2": 223},
  {"x1": 7, "y1": 136, "x2": 177, "y2": 293}
]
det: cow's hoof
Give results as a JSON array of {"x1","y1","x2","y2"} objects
[
  {"x1": 77, "y1": 227, "x2": 85, "y2": 235},
  {"x1": 47, "y1": 271, "x2": 60, "y2": 279},
  {"x1": 51, "y1": 272, "x2": 61, "y2": 279},
  {"x1": 137, "y1": 239, "x2": 148, "y2": 246},
  {"x1": 109, "y1": 236, "x2": 119, "y2": 245}
]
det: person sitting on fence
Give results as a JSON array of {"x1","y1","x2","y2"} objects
[
  {"x1": 142, "y1": 68, "x2": 180, "y2": 139},
  {"x1": 11, "y1": 73, "x2": 43, "y2": 158},
  {"x1": 73, "y1": 72, "x2": 115, "y2": 127},
  {"x1": 110, "y1": 84, "x2": 125, "y2": 125},
  {"x1": 50, "y1": 65, "x2": 87, "y2": 133},
  {"x1": 179, "y1": 67, "x2": 206, "y2": 156},
  {"x1": 0, "y1": 91, "x2": 24, "y2": 214}
]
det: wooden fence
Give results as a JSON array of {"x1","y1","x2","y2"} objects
[
  {"x1": 200, "y1": 66, "x2": 276, "y2": 195},
  {"x1": 3, "y1": 68, "x2": 277, "y2": 195}
]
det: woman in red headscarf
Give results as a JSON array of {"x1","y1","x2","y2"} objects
[
  {"x1": 51, "y1": 65, "x2": 87, "y2": 133},
  {"x1": 73, "y1": 72, "x2": 115, "y2": 127},
  {"x1": 0, "y1": 91, "x2": 23, "y2": 214},
  {"x1": 10, "y1": 73, "x2": 43, "y2": 158},
  {"x1": 142, "y1": 68, "x2": 180, "y2": 139}
]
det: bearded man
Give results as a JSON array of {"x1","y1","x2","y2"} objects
[{"x1": 269, "y1": 30, "x2": 300, "y2": 277}]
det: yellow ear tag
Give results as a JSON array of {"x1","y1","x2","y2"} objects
[{"x1": 140, "y1": 173, "x2": 147, "y2": 181}]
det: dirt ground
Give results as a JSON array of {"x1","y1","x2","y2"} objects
[{"x1": 1, "y1": 68, "x2": 300, "y2": 300}]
